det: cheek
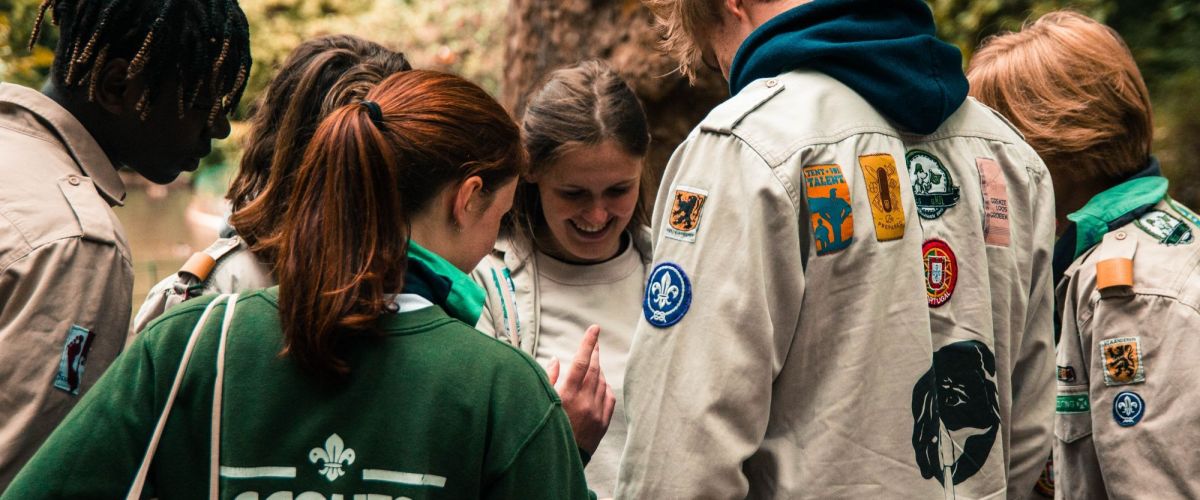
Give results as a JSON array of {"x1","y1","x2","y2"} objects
[{"x1": 611, "y1": 192, "x2": 640, "y2": 217}]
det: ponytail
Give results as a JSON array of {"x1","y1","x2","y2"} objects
[{"x1": 267, "y1": 70, "x2": 526, "y2": 377}]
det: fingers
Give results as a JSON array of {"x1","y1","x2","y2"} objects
[
  {"x1": 581, "y1": 340, "x2": 602, "y2": 391},
  {"x1": 547, "y1": 357, "x2": 561, "y2": 387},
  {"x1": 566, "y1": 325, "x2": 601, "y2": 387},
  {"x1": 602, "y1": 383, "x2": 616, "y2": 424}
]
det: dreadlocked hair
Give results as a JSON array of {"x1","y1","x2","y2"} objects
[{"x1": 29, "y1": 0, "x2": 251, "y2": 124}]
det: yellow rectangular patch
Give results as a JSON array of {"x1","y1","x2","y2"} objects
[
  {"x1": 1101, "y1": 337, "x2": 1145, "y2": 386},
  {"x1": 802, "y1": 164, "x2": 854, "y2": 255},
  {"x1": 858, "y1": 154, "x2": 906, "y2": 241}
]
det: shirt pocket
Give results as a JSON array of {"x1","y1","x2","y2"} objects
[{"x1": 1055, "y1": 387, "x2": 1093, "y2": 443}]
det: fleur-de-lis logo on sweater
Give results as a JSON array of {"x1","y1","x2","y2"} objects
[
  {"x1": 309, "y1": 433, "x2": 356, "y2": 481},
  {"x1": 651, "y1": 272, "x2": 679, "y2": 309}
]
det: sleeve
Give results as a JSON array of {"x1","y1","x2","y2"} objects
[
  {"x1": 0, "y1": 237, "x2": 132, "y2": 487},
  {"x1": 1, "y1": 329, "x2": 165, "y2": 498},
  {"x1": 1052, "y1": 275, "x2": 1106, "y2": 499},
  {"x1": 484, "y1": 403, "x2": 593, "y2": 500},
  {"x1": 1006, "y1": 165, "x2": 1057, "y2": 496},
  {"x1": 616, "y1": 133, "x2": 804, "y2": 497}
]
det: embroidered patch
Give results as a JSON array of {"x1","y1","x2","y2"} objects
[
  {"x1": 1113, "y1": 391, "x2": 1145, "y2": 427},
  {"x1": 1134, "y1": 210, "x2": 1193, "y2": 245},
  {"x1": 976, "y1": 158, "x2": 1011, "y2": 247},
  {"x1": 1057, "y1": 365, "x2": 1077, "y2": 383},
  {"x1": 1034, "y1": 457, "x2": 1055, "y2": 498},
  {"x1": 53, "y1": 325, "x2": 95, "y2": 395},
  {"x1": 1056, "y1": 393, "x2": 1090, "y2": 413},
  {"x1": 858, "y1": 154, "x2": 906, "y2": 241},
  {"x1": 906, "y1": 150, "x2": 960, "y2": 220},
  {"x1": 1167, "y1": 198, "x2": 1200, "y2": 229},
  {"x1": 1100, "y1": 337, "x2": 1145, "y2": 386},
  {"x1": 665, "y1": 186, "x2": 708, "y2": 243},
  {"x1": 802, "y1": 164, "x2": 854, "y2": 255},
  {"x1": 643, "y1": 262, "x2": 692, "y2": 328},
  {"x1": 922, "y1": 239, "x2": 957, "y2": 307}
]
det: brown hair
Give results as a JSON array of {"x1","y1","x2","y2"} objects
[
  {"x1": 512, "y1": 60, "x2": 651, "y2": 245},
  {"x1": 968, "y1": 11, "x2": 1153, "y2": 181},
  {"x1": 228, "y1": 35, "x2": 411, "y2": 258},
  {"x1": 643, "y1": 0, "x2": 724, "y2": 81},
  {"x1": 265, "y1": 70, "x2": 526, "y2": 376}
]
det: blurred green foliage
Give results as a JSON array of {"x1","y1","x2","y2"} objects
[{"x1": 2, "y1": 0, "x2": 1198, "y2": 200}]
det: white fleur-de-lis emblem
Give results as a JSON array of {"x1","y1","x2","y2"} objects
[
  {"x1": 1118, "y1": 395, "x2": 1139, "y2": 417},
  {"x1": 650, "y1": 271, "x2": 680, "y2": 309},
  {"x1": 309, "y1": 433, "x2": 356, "y2": 481}
]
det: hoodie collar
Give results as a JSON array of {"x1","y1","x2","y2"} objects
[{"x1": 727, "y1": 0, "x2": 967, "y2": 135}]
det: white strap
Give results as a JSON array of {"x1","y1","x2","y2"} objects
[
  {"x1": 127, "y1": 294, "x2": 231, "y2": 500},
  {"x1": 209, "y1": 293, "x2": 238, "y2": 499}
]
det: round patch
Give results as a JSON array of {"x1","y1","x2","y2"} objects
[
  {"x1": 1134, "y1": 210, "x2": 1193, "y2": 245},
  {"x1": 922, "y1": 239, "x2": 957, "y2": 307},
  {"x1": 906, "y1": 150, "x2": 960, "y2": 220},
  {"x1": 643, "y1": 262, "x2": 692, "y2": 328},
  {"x1": 1112, "y1": 391, "x2": 1145, "y2": 427}
]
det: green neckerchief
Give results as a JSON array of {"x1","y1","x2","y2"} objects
[
  {"x1": 1066, "y1": 176, "x2": 1168, "y2": 258},
  {"x1": 407, "y1": 241, "x2": 485, "y2": 325}
]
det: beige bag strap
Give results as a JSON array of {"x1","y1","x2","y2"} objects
[
  {"x1": 209, "y1": 293, "x2": 238, "y2": 498},
  {"x1": 126, "y1": 294, "x2": 233, "y2": 500}
]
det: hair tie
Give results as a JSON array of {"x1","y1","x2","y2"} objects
[{"x1": 359, "y1": 100, "x2": 384, "y2": 126}]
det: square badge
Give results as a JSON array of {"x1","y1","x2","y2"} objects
[{"x1": 665, "y1": 186, "x2": 708, "y2": 243}]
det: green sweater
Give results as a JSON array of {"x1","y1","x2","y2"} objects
[{"x1": 3, "y1": 289, "x2": 590, "y2": 499}]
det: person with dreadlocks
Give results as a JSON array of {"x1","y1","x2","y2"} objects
[
  {"x1": 0, "y1": 0, "x2": 250, "y2": 487},
  {"x1": 131, "y1": 34, "x2": 411, "y2": 333}
]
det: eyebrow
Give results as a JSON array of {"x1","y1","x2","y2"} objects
[{"x1": 557, "y1": 179, "x2": 639, "y2": 190}]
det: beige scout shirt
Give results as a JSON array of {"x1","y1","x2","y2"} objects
[
  {"x1": 132, "y1": 235, "x2": 274, "y2": 333},
  {"x1": 616, "y1": 71, "x2": 1056, "y2": 499},
  {"x1": 1055, "y1": 198, "x2": 1200, "y2": 499},
  {"x1": 473, "y1": 229, "x2": 652, "y2": 497},
  {"x1": 0, "y1": 83, "x2": 133, "y2": 486}
]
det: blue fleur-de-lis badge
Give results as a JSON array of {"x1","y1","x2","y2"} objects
[
  {"x1": 643, "y1": 262, "x2": 691, "y2": 328},
  {"x1": 1112, "y1": 391, "x2": 1145, "y2": 427},
  {"x1": 309, "y1": 433, "x2": 356, "y2": 481}
]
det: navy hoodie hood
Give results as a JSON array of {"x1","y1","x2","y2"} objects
[{"x1": 728, "y1": 0, "x2": 967, "y2": 135}]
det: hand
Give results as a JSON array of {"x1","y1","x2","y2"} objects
[{"x1": 547, "y1": 325, "x2": 616, "y2": 456}]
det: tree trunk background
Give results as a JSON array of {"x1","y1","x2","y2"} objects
[{"x1": 503, "y1": 0, "x2": 728, "y2": 187}]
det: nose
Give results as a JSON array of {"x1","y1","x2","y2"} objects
[
  {"x1": 208, "y1": 114, "x2": 232, "y2": 140},
  {"x1": 581, "y1": 203, "x2": 608, "y2": 225}
]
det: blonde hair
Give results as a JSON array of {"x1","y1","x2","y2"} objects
[
  {"x1": 968, "y1": 11, "x2": 1153, "y2": 181},
  {"x1": 643, "y1": 0, "x2": 723, "y2": 81}
]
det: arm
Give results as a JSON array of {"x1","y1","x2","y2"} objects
[
  {"x1": 0, "y1": 238, "x2": 132, "y2": 487},
  {"x1": 1007, "y1": 165, "x2": 1057, "y2": 496},
  {"x1": 617, "y1": 134, "x2": 802, "y2": 497},
  {"x1": 484, "y1": 403, "x2": 594, "y2": 500}
]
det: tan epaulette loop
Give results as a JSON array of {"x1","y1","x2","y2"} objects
[
  {"x1": 1095, "y1": 230, "x2": 1139, "y2": 294},
  {"x1": 179, "y1": 252, "x2": 217, "y2": 281}
]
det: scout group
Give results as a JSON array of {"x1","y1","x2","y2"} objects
[{"x1": 0, "y1": 0, "x2": 1193, "y2": 498}]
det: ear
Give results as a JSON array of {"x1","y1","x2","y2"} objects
[
  {"x1": 93, "y1": 58, "x2": 141, "y2": 116},
  {"x1": 450, "y1": 176, "x2": 487, "y2": 227},
  {"x1": 720, "y1": 0, "x2": 751, "y2": 24}
]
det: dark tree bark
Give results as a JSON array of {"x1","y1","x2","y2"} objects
[{"x1": 503, "y1": 0, "x2": 728, "y2": 181}]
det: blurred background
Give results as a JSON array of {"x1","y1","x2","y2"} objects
[{"x1": 2, "y1": 0, "x2": 1198, "y2": 306}]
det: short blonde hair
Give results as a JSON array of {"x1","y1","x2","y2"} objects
[
  {"x1": 968, "y1": 11, "x2": 1153, "y2": 181},
  {"x1": 643, "y1": 0, "x2": 723, "y2": 81}
]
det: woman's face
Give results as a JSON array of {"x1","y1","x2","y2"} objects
[{"x1": 535, "y1": 139, "x2": 643, "y2": 263}]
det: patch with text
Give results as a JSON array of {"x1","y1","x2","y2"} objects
[
  {"x1": 906, "y1": 150, "x2": 960, "y2": 220},
  {"x1": 923, "y1": 239, "x2": 957, "y2": 307},
  {"x1": 1113, "y1": 391, "x2": 1145, "y2": 427},
  {"x1": 665, "y1": 186, "x2": 709, "y2": 243},
  {"x1": 976, "y1": 158, "x2": 1011, "y2": 246},
  {"x1": 1100, "y1": 337, "x2": 1145, "y2": 386},
  {"x1": 858, "y1": 154, "x2": 906, "y2": 241},
  {"x1": 802, "y1": 164, "x2": 854, "y2": 255},
  {"x1": 1134, "y1": 210, "x2": 1193, "y2": 245},
  {"x1": 1056, "y1": 393, "x2": 1090, "y2": 414},
  {"x1": 643, "y1": 262, "x2": 692, "y2": 328}
]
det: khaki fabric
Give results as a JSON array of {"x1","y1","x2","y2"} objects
[
  {"x1": 1055, "y1": 198, "x2": 1200, "y2": 499},
  {"x1": 616, "y1": 71, "x2": 1055, "y2": 499},
  {"x1": 131, "y1": 235, "x2": 274, "y2": 333},
  {"x1": 473, "y1": 229, "x2": 652, "y2": 497},
  {"x1": 0, "y1": 83, "x2": 133, "y2": 487}
]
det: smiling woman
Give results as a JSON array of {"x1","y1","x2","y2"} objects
[{"x1": 471, "y1": 59, "x2": 651, "y2": 498}]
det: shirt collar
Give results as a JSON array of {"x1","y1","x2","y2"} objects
[
  {"x1": 404, "y1": 241, "x2": 485, "y2": 325},
  {"x1": 1066, "y1": 157, "x2": 1167, "y2": 259},
  {"x1": 0, "y1": 83, "x2": 125, "y2": 206}
]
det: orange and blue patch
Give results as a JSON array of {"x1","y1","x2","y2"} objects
[
  {"x1": 802, "y1": 164, "x2": 854, "y2": 255},
  {"x1": 665, "y1": 186, "x2": 708, "y2": 243}
]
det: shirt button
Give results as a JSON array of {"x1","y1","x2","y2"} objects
[
  {"x1": 67, "y1": 175, "x2": 81, "y2": 186},
  {"x1": 1115, "y1": 231, "x2": 1127, "y2": 240},
  {"x1": 765, "y1": 79, "x2": 778, "y2": 88}
]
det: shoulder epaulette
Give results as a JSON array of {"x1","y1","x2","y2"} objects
[
  {"x1": 1095, "y1": 230, "x2": 1139, "y2": 293},
  {"x1": 178, "y1": 236, "x2": 243, "y2": 282},
  {"x1": 700, "y1": 78, "x2": 786, "y2": 135}
]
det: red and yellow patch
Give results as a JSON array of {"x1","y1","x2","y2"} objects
[
  {"x1": 858, "y1": 154, "x2": 906, "y2": 241},
  {"x1": 922, "y1": 239, "x2": 957, "y2": 307}
]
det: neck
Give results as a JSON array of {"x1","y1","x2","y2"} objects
[
  {"x1": 1055, "y1": 175, "x2": 1124, "y2": 236},
  {"x1": 409, "y1": 211, "x2": 461, "y2": 269},
  {"x1": 41, "y1": 80, "x2": 121, "y2": 168}
]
